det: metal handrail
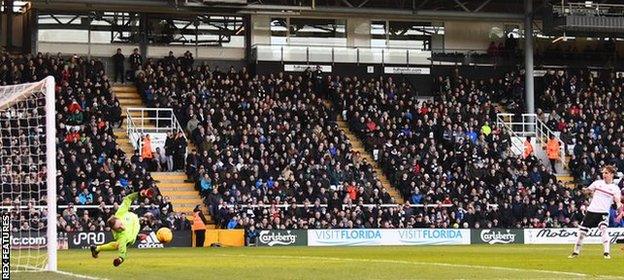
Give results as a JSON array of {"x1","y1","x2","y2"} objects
[
  {"x1": 251, "y1": 43, "x2": 431, "y2": 51},
  {"x1": 223, "y1": 203, "x2": 499, "y2": 210},
  {"x1": 2, "y1": 203, "x2": 501, "y2": 211},
  {"x1": 496, "y1": 113, "x2": 524, "y2": 155},
  {"x1": 126, "y1": 107, "x2": 188, "y2": 158},
  {"x1": 554, "y1": 2, "x2": 624, "y2": 16},
  {"x1": 534, "y1": 115, "x2": 567, "y2": 169},
  {"x1": 497, "y1": 113, "x2": 567, "y2": 170},
  {"x1": 1, "y1": 205, "x2": 152, "y2": 210}
]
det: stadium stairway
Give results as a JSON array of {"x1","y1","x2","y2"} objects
[
  {"x1": 335, "y1": 115, "x2": 405, "y2": 204},
  {"x1": 112, "y1": 85, "x2": 214, "y2": 228},
  {"x1": 112, "y1": 85, "x2": 142, "y2": 155},
  {"x1": 151, "y1": 172, "x2": 215, "y2": 229}
]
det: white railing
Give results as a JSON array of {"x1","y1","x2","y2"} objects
[
  {"x1": 4, "y1": 203, "x2": 500, "y2": 213},
  {"x1": 1, "y1": 205, "x2": 147, "y2": 210},
  {"x1": 222, "y1": 203, "x2": 499, "y2": 210},
  {"x1": 252, "y1": 44, "x2": 432, "y2": 65},
  {"x1": 554, "y1": 2, "x2": 624, "y2": 17},
  {"x1": 535, "y1": 115, "x2": 568, "y2": 169},
  {"x1": 496, "y1": 113, "x2": 525, "y2": 155},
  {"x1": 496, "y1": 113, "x2": 567, "y2": 168},
  {"x1": 126, "y1": 107, "x2": 187, "y2": 157}
]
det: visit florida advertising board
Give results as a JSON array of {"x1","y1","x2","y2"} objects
[{"x1": 308, "y1": 229, "x2": 470, "y2": 246}]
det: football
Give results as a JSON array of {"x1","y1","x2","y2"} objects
[{"x1": 156, "y1": 227, "x2": 173, "y2": 244}]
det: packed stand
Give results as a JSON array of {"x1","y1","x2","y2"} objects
[
  {"x1": 538, "y1": 69, "x2": 624, "y2": 189},
  {"x1": 135, "y1": 52, "x2": 402, "y2": 229},
  {"x1": 0, "y1": 51, "x2": 189, "y2": 233},
  {"x1": 330, "y1": 70, "x2": 599, "y2": 229}
]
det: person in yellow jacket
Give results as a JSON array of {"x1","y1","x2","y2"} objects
[
  {"x1": 190, "y1": 205, "x2": 208, "y2": 247},
  {"x1": 546, "y1": 135, "x2": 561, "y2": 173},
  {"x1": 523, "y1": 137, "x2": 533, "y2": 159}
]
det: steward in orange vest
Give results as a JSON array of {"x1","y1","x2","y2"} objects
[
  {"x1": 191, "y1": 205, "x2": 208, "y2": 247},
  {"x1": 545, "y1": 135, "x2": 561, "y2": 173}
]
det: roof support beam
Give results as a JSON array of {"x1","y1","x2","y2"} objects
[
  {"x1": 453, "y1": 0, "x2": 471, "y2": 12},
  {"x1": 474, "y1": 0, "x2": 492, "y2": 12}
]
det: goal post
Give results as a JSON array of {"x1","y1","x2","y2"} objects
[
  {"x1": 45, "y1": 75, "x2": 57, "y2": 272},
  {"x1": 0, "y1": 76, "x2": 57, "y2": 272}
]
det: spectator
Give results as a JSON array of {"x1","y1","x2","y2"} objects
[
  {"x1": 191, "y1": 205, "x2": 208, "y2": 247},
  {"x1": 111, "y1": 48, "x2": 125, "y2": 83},
  {"x1": 141, "y1": 134, "x2": 154, "y2": 161},
  {"x1": 523, "y1": 137, "x2": 533, "y2": 159},
  {"x1": 546, "y1": 135, "x2": 561, "y2": 173}
]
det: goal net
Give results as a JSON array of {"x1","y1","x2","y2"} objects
[{"x1": 0, "y1": 76, "x2": 57, "y2": 273}]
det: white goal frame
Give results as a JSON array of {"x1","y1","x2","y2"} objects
[
  {"x1": 45, "y1": 75, "x2": 57, "y2": 272},
  {"x1": 0, "y1": 76, "x2": 57, "y2": 272}
]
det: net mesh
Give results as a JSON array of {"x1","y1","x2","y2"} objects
[{"x1": 0, "y1": 79, "x2": 52, "y2": 272}]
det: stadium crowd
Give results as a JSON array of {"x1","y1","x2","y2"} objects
[
  {"x1": 0, "y1": 51, "x2": 189, "y2": 233},
  {"x1": 328, "y1": 70, "x2": 598, "y2": 230},
  {"x1": 134, "y1": 53, "x2": 398, "y2": 230},
  {"x1": 538, "y1": 69, "x2": 624, "y2": 187},
  {"x1": 2, "y1": 48, "x2": 621, "y2": 234},
  {"x1": 133, "y1": 50, "x2": 617, "y2": 232}
]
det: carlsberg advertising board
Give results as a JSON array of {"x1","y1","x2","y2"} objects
[
  {"x1": 471, "y1": 229, "x2": 524, "y2": 244},
  {"x1": 257, "y1": 230, "x2": 307, "y2": 246}
]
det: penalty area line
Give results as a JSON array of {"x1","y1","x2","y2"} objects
[
  {"x1": 54, "y1": 270, "x2": 108, "y2": 280},
  {"x1": 12, "y1": 266, "x2": 106, "y2": 280},
  {"x1": 211, "y1": 253, "x2": 609, "y2": 278}
]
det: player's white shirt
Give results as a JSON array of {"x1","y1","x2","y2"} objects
[{"x1": 587, "y1": 179, "x2": 621, "y2": 213}]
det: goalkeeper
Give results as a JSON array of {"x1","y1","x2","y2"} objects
[{"x1": 90, "y1": 188, "x2": 154, "y2": 266}]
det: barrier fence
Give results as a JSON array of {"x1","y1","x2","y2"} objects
[
  {"x1": 253, "y1": 228, "x2": 624, "y2": 247},
  {"x1": 9, "y1": 228, "x2": 624, "y2": 250}
]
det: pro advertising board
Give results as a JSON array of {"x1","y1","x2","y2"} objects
[
  {"x1": 69, "y1": 230, "x2": 192, "y2": 249},
  {"x1": 257, "y1": 230, "x2": 307, "y2": 247},
  {"x1": 308, "y1": 228, "x2": 470, "y2": 246},
  {"x1": 524, "y1": 228, "x2": 624, "y2": 244},
  {"x1": 69, "y1": 231, "x2": 113, "y2": 249},
  {"x1": 470, "y1": 229, "x2": 524, "y2": 245}
]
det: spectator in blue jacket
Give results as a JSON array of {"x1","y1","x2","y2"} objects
[
  {"x1": 199, "y1": 174, "x2": 213, "y2": 197},
  {"x1": 78, "y1": 189, "x2": 93, "y2": 205},
  {"x1": 227, "y1": 217, "x2": 239, "y2": 229},
  {"x1": 410, "y1": 189, "x2": 423, "y2": 204}
]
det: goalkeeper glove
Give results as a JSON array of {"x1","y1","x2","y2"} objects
[
  {"x1": 113, "y1": 257, "x2": 124, "y2": 267},
  {"x1": 140, "y1": 186, "x2": 156, "y2": 199}
]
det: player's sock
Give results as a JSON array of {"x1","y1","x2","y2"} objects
[
  {"x1": 573, "y1": 227, "x2": 587, "y2": 254},
  {"x1": 90, "y1": 245, "x2": 99, "y2": 258},
  {"x1": 600, "y1": 224, "x2": 610, "y2": 255},
  {"x1": 96, "y1": 241, "x2": 120, "y2": 252}
]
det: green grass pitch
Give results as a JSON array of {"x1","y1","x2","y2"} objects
[{"x1": 10, "y1": 245, "x2": 624, "y2": 279}]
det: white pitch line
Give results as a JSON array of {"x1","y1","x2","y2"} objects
[
  {"x1": 211, "y1": 253, "x2": 616, "y2": 279},
  {"x1": 54, "y1": 269, "x2": 109, "y2": 280},
  {"x1": 13, "y1": 266, "x2": 106, "y2": 280}
]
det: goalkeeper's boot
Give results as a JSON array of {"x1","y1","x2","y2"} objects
[
  {"x1": 604, "y1": 253, "x2": 611, "y2": 259},
  {"x1": 567, "y1": 252, "x2": 578, "y2": 259},
  {"x1": 90, "y1": 245, "x2": 99, "y2": 258},
  {"x1": 113, "y1": 257, "x2": 124, "y2": 267}
]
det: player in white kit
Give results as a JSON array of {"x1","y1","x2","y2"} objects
[{"x1": 569, "y1": 165, "x2": 622, "y2": 259}]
